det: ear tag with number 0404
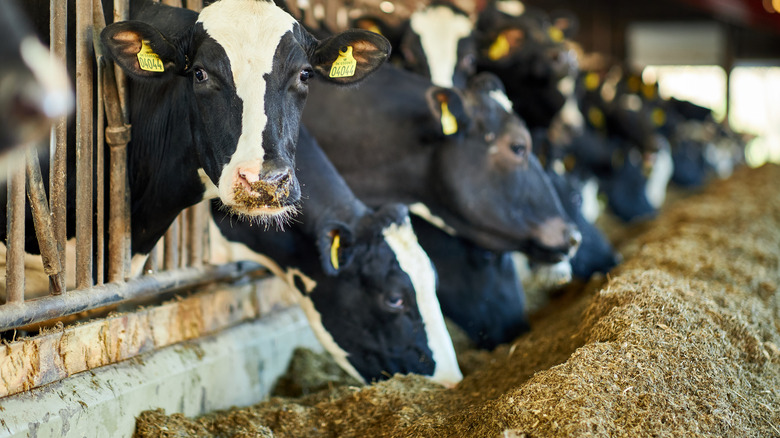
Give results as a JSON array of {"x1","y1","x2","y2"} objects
[
  {"x1": 440, "y1": 102, "x2": 458, "y2": 135},
  {"x1": 137, "y1": 40, "x2": 164, "y2": 72},
  {"x1": 329, "y1": 46, "x2": 357, "y2": 78}
]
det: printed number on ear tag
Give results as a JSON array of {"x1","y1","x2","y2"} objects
[
  {"x1": 440, "y1": 102, "x2": 458, "y2": 135},
  {"x1": 137, "y1": 40, "x2": 164, "y2": 72},
  {"x1": 329, "y1": 46, "x2": 357, "y2": 78},
  {"x1": 330, "y1": 233, "x2": 341, "y2": 270},
  {"x1": 488, "y1": 33, "x2": 510, "y2": 61}
]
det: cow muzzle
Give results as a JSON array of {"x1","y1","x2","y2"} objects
[
  {"x1": 229, "y1": 160, "x2": 300, "y2": 215},
  {"x1": 528, "y1": 218, "x2": 582, "y2": 263}
]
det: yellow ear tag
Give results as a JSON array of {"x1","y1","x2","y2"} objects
[
  {"x1": 652, "y1": 107, "x2": 666, "y2": 127},
  {"x1": 642, "y1": 83, "x2": 657, "y2": 100},
  {"x1": 137, "y1": 40, "x2": 164, "y2": 72},
  {"x1": 440, "y1": 102, "x2": 458, "y2": 135},
  {"x1": 584, "y1": 72, "x2": 600, "y2": 91},
  {"x1": 548, "y1": 26, "x2": 564, "y2": 43},
  {"x1": 627, "y1": 76, "x2": 641, "y2": 93},
  {"x1": 367, "y1": 24, "x2": 383, "y2": 36},
  {"x1": 488, "y1": 33, "x2": 511, "y2": 61},
  {"x1": 588, "y1": 107, "x2": 605, "y2": 129},
  {"x1": 330, "y1": 233, "x2": 341, "y2": 270},
  {"x1": 329, "y1": 46, "x2": 357, "y2": 78}
]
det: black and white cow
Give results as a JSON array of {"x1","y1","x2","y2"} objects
[
  {"x1": 411, "y1": 215, "x2": 529, "y2": 350},
  {"x1": 209, "y1": 127, "x2": 461, "y2": 386},
  {"x1": 0, "y1": 0, "x2": 72, "y2": 154},
  {"x1": 0, "y1": 0, "x2": 391, "y2": 281},
  {"x1": 397, "y1": 2, "x2": 477, "y2": 89},
  {"x1": 303, "y1": 65, "x2": 580, "y2": 262}
]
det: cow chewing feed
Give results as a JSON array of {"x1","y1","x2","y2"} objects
[
  {"x1": 303, "y1": 65, "x2": 580, "y2": 261},
  {"x1": 0, "y1": 0, "x2": 72, "y2": 155},
  {"x1": 0, "y1": 0, "x2": 392, "y2": 288},
  {"x1": 209, "y1": 127, "x2": 462, "y2": 386}
]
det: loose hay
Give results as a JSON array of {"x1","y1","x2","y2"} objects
[{"x1": 136, "y1": 164, "x2": 780, "y2": 437}]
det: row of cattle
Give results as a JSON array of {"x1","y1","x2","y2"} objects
[{"x1": 0, "y1": 0, "x2": 745, "y2": 387}]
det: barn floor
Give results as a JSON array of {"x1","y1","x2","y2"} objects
[{"x1": 134, "y1": 164, "x2": 780, "y2": 438}]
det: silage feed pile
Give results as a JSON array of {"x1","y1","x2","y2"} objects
[{"x1": 136, "y1": 164, "x2": 780, "y2": 438}]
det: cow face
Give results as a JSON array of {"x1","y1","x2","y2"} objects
[
  {"x1": 102, "y1": 0, "x2": 390, "y2": 221},
  {"x1": 401, "y1": 3, "x2": 477, "y2": 89},
  {"x1": 0, "y1": 0, "x2": 72, "y2": 153},
  {"x1": 425, "y1": 73, "x2": 580, "y2": 262},
  {"x1": 303, "y1": 204, "x2": 461, "y2": 386}
]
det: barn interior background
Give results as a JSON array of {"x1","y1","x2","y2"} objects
[{"x1": 0, "y1": 0, "x2": 778, "y2": 437}]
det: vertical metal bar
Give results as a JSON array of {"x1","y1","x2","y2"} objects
[
  {"x1": 25, "y1": 148, "x2": 66, "y2": 295},
  {"x1": 185, "y1": 0, "x2": 203, "y2": 12},
  {"x1": 75, "y1": 0, "x2": 94, "y2": 289},
  {"x1": 113, "y1": 0, "x2": 130, "y2": 123},
  {"x1": 50, "y1": 0, "x2": 68, "y2": 293},
  {"x1": 178, "y1": 214, "x2": 186, "y2": 268},
  {"x1": 6, "y1": 152, "x2": 26, "y2": 303},
  {"x1": 187, "y1": 203, "x2": 204, "y2": 268},
  {"x1": 95, "y1": 59, "x2": 105, "y2": 285},
  {"x1": 202, "y1": 201, "x2": 210, "y2": 265},
  {"x1": 163, "y1": 222, "x2": 178, "y2": 270}
]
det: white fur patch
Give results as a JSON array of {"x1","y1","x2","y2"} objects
[
  {"x1": 409, "y1": 5, "x2": 473, "y2": 88},
  {"x1": 645, "y1": 137, "x2": 674, "y2": 209},
  {"x1": 489, "y1": 89, "x2": 514, "y2": 113},
  {"x1": 557, "y1": 77, "x2": 584, "y2": 131},
  {"x1": 198, "y1": 168, "x2": 220, "y2": 200},
  {"x1": 495, "y1": 0, "x2": 525, "y2": 16},
  {"x1": 198, "y1": 0, "x2": 297, "y2": 208},
  {"x1": 409, "y1": 203, "x2": 457, "y2": 235},
  {"x1": 383, "y1": 218, "x2": 462, "y2": 387},
  {"x1": 580, "y1": 177, "x2": 601, "y2": 224},
  {"x1": 20, "y1": 37, "x2": 73, "y2": 118},
  {"x1": 512, "y1": 252, "x2": 572, "y2": 295}
]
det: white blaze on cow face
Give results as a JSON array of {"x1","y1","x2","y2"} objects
[
  {"x1": 197, "y1": 0, "x2": 297, "y2": 211},
  {"x1": 489, "y1": 89, "x2": 514, "y2": 113},
  {"x1": 409, "y1": 6, "x2": 473, "y2": 88},
  {"x1": 382, "y1": 218, "x2": 463, "y2": 387}
]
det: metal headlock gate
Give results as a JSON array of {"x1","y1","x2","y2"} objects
[{"x1": 0, "y1": 0, "x2": 262, "y2": 333}]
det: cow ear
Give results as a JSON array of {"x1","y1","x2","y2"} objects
[
  {"x1": 101, "y1": 21, "x2": 186, "y2": 80},
  {"x1": 317, "y1": 223, "x2": 355, "y2": 276},
  {"x1": 310, "y1": 29, "x2": 391, "y2": 85},
  {"x1": 426, "y1": 87, "x2": 469, "y2": 137}
]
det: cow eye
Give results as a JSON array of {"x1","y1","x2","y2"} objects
[
  {"x1": 510, "y1": 143, "x2": 527, "y2": 157},
  {"x1": 299, "y1": 68, "x2": 313, "y2": 84},
  {"x1": 194, "y1": 68, "x2": 208, "y2": 83},
  {"x1": 383, "y1": 294, "x2": 405, "y2": 312}
]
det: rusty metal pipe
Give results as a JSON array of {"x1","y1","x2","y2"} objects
[
  {"x1": 25, "y1": 148, "x2": 66, "y2": 295},
  {"x1": 0, "y1": 262, "x2": 265, "y2": 331},
  {"x1": 6, "y1": 153, "x2": 26, "y2": 303},
  {"x1": 163, "y1": 221, "x2": 179, "y2": 271},
  {"x1": 50, "y1": 0, "x2": 68, "y2": 292},
  {"x1": 75, "y1": 0, "x2": 94, "y2": 289}
]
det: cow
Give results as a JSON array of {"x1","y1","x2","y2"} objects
[
  {"x1": 396, "y1": 2, "x2": 477, "y2": 89},
  {"x1": 209, "y1": 126, "x2": 462, "y2": 386},
  {"x1": 411, "y1": 215, "x2": 529, "y2": 350},
  {"x1": 0, "y1": 0, "x2": 72, "y2": 155},
  {"x1": 303, "y1": 65, "x2": 580, "y2": 263},
  {"x1": 0, "y1": 0, "x2": 391, "y2": 281}
]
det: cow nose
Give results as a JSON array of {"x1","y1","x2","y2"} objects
[{"x1": 567, "y1": 225, "x2": 582, "y2": 257}]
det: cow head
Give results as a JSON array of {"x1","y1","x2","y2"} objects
[
  {"x1": 422, "y1": 73, "x2": 580, "y2": 262},
  {"x1": 303, "y1": 204, "x2": 462, "y2": 386},
  {"x1": 400, "y1": 2, "x2": 477, "y2": 88},
  {"x1": 0, "y1": 0, "x2": 72, "y2": 153},
  {"x1": 102, "y1": 0, "x2": 390, "y2": 221}
]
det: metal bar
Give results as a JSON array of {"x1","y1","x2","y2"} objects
[
  {"x1": 75, "y1": 0, "x2": 94, "y2": 289},
  {"x1": 143, "y1": 242, "x2": 159, "y2": 275},
  {"x1": 50, "y1": 0, "x2": 68, "y2": 293},
  {"x1": 113, "y1": 0, "x2": 130, "y2": 123},
  {"x1": 6, "y1": 152, "x2": 26, "y2": 304},
  {"x1": 185, "y1": 0, "x2": 203, "y2": 12},
  {"x1": 25, "y1": 148, "x2": 65, "y2": 295},
  {"x1": 187, "y1": 204, "x2": 204, "y2": 267},
  {"x1": 94, "y1": 0, "x2": 132, "y2": 283},
  {"x1": 95, "y1": 58, "x2": 105, "y2": 285},
  {"x1": 178, "y1": 214, "x2": 186, "y2": 269},
  {"x1": 163, "y1": 221, "x2": 179, "y2": 270},
  {"x1": 0, "y1": 262, "x2": 264, "y2": 331}
]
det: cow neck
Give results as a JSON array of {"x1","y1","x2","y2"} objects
[{"x1": 127, "y1": 76, "x2": 205, "y2": 256}]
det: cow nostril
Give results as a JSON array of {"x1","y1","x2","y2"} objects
[{"x1": 569, "y1": 228, "x2": 583, "y2": 248}]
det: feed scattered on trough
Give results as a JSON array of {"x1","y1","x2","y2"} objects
[{"x1": 136, "y1": 165, "x2": 780, "y2": 437}]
